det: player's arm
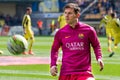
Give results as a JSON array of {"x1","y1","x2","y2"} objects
[
  {"x1": 115, "y1": 18, "x2": 120, "y2": 27},
  {"x1": 89, "y1": 27, "x2": 104, "y2": 71},
  {"x1": 99, "y1": 17, "x2": 107, "y2": 29},
  {"x1": 22, "y1": 15, "x2": 28, "y2": 34},
  {"x1": 50, "y1": 31, "x2": 61, "y2": 76},
  {"x1": 98, "y1": 58, "x2": 104, "y2": 71}
]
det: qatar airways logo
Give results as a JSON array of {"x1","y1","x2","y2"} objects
[{"x1": 65, "y1": 42, "x2": 84, "y2": 50}]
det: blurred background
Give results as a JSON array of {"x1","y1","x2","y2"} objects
[
  {"x1": 0, "y1": 0, "x2": 120, "y2": 36},
  {"x1": 0, "y1": 1, "x2": 120, "y2": 80}
]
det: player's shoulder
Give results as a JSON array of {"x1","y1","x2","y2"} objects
[
  {"x1": 79, "y1": 22, "x2": 91, "y2": 28},
  {"x1": 24, "y1": 14, "x2": 29, "y2": 18},
  {"x1": 56, "y1": 25, "x2": 68, "y2": 34},
  {"x1": 58, "y1": 24, "x2": 67, "y2": 31},
  {"x1": 104, "y1": 15, "x2": 111, "y2": 19},
  {"x1": 79, "y1": 22, "x2": 95, "y2": 32}
]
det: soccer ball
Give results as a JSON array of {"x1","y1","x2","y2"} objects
[{"x1": 7, "y1": 34, "x2": 28, "y2": 55}]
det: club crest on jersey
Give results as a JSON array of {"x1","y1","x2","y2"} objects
[{"x1": 78, "y1": 33, "x2": 84, "y2": 39}]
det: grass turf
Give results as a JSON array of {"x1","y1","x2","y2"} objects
[{"x1": 0, "y1": 36, "x2": 120, "y2": 80}]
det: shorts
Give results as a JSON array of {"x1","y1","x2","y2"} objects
[
  {"x1": 24, "y1": 30, "x2": 34, "y2": 40},
  {"x1": 114, "y1": 34, "x2": 120, "y2": 45},
  {"x1": 59, "y1": 72, "x2": 95, "y2": 80},
  {"x1": 106, "y1": 28, "x2": 113, "y2": 38}
]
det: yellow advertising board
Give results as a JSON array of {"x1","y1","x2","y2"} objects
[{"x1": 39, "y1": 0, "x2": 59, "y2": 12}]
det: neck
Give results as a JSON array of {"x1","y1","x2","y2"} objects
[
  {"x1": 26, "y1": 12, "x2": 30, "y2": 15},
  {"x1": 69, "y1": 19, "x2": 78, "y2": 28}
]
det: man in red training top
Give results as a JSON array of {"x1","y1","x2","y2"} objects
[{"x1": 50, "y1": 3, "x2": 104, "y2": 80}]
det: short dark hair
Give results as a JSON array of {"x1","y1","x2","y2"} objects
[
  {"x1": 63, "y1": 3, "x2": 80, "y2": 14},
  {"x1": 111, "y1": 12, "x2": 116, "y2": 18},
  {"x1": 26, "y1": 7, "x2": 32, "y2": 11}
]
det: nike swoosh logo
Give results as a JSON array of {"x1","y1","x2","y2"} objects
[{"x1": 65, "y1": 36, "x2": 71, "y2": 38}]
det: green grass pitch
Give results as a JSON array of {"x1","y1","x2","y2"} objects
[{"x1": 0, "y1": 36, "x2": 120, "y2": 80}]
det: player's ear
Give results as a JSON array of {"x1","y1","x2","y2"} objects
[{"x1": 76, "y1": 13, "x2": 80, "y2": 18}]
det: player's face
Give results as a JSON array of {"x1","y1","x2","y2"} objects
[
  {"x1": 29, "y1": 9, "x2": 32, "y2": 14},
  {"x1": 64, "y1": 8, "x2": 80, "y2": 25},
  {"x1": 27, "y1": 9, "x2": 32, "y2": 15}
]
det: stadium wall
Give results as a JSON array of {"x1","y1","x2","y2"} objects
[{"x1": 0, "y1": 3, "x2": 16, "y2": 17}]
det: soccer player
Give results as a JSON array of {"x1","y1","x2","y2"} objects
[
  {"x1": 50, "y1": 3, "x2": 104, "y2": 80},
  {"x1": 22, "y1": 7, "x2": 34, "y2": 55},
  {"x1": 57, "y1": 13, "x2": 67, "y2": 28},
  {"x1": 37, "y1": 19, "x2": 43, "y2": 35},
  {"x1": 99, "y1": 9, "x2": 113, "y2": 53},
  {"x1": 109, "y1": 12, "x2": 120, "y2": 57}
]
